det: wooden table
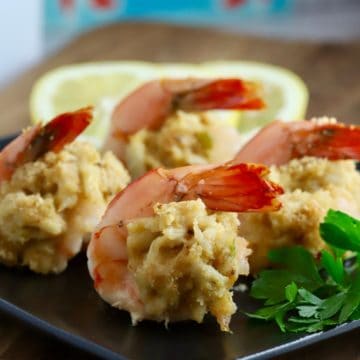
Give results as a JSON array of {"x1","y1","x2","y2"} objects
[{"x1": 0, "y1": 23, "x2": 359, "y2": 359}]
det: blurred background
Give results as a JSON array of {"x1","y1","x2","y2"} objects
[{"x1": 1, "y1": 0, "x2": 360, "y2": 88}]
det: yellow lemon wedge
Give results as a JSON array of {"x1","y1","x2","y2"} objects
[
  {"x1": 30, "y1": 62, "x2": 155, "y2": 147},
  {"x1": 30, "y1": 61, "x2": 308, "y2": 148}
]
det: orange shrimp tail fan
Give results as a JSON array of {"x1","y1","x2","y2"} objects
[
  {"x1": 23, "y1": 107, "x2": 93, "y2": 162},
  {"x1": 0, "y1": 107, "x2": 92, "y2": 183},
  {"x1": 177, "y1": 79, "x2": 265, "y2": 111},
  {"x1": 181, "y1": 163, "x2": 283, "y2": 212},
  {"x1": 293, "y1": 123, "x2": 360, "y2": 161}
]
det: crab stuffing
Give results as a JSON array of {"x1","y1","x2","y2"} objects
[
  {"x1": 0, "y1": 109, "x2": 130, "y2": 274},
  {"x1": 126, "y1": 199, "x2": 250, "y2": 330},
  {"x1": 106, "y1": 78, "x2": 264, "y2": 178},
  {"x1": 234, "y1": 117, "x2": 360, "y2": 272},
  {"x1": 88, "y1": 162, "x2": 283, "y2": 331}
]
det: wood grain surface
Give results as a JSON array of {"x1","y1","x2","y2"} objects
[
  {"x1": 0, "y1": 22, "x2": 359, "y2": 360},
  {"x1": 0, "y1": 22, "x2": 360, "y2": 136}
]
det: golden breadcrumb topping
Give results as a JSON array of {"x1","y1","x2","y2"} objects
[
  {"x1": 125, "y1": 111, "x2": 241, "y2": 178},
  {"x1": 0, "y1": 141, "x2": 130, "y2": 274},
  {"x1": 126, "y1": 199, "x2": 251, "y2": 331},
  {"x1": 239, "y1": 157, "x2": 360, "y2": 273}
]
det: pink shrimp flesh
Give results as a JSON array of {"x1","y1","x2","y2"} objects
[
  {"x1": 233, "y1": 120, "x2": 360, "y2": 166},
  {"x1": 106, "y1": 78, "x2": 264, "y2": 159},
  {"x1": 0, "y1": 107, "x2": 92, "y2": 182},
  {"x1": 87, "y1": 162, "x2": 283, "y2": 314}
]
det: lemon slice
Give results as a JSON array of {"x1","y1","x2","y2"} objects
[
  {"x1": 30, "y1": 62, "x2": 156, "y2": 147},
  {"x1": 30, "y1": 61, "x2": 308, "y2": 148}
]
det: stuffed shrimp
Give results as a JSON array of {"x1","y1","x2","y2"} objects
[
  {"x1": 87, "y1": 162, "x2": 282, "y2": 331},
  {"x1": 106, "y1": 78, "x2": 264, "y2": 178},
  {"x1": 234, "y1": 118, "x2": 360, "y2": 272},
  {"x1": 0, "y1": 108, "x2": 130, "y2": 274}
]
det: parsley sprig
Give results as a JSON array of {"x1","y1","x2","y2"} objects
[{"x1": 246, "y1": 210, "x2": 360, "y2": 333}]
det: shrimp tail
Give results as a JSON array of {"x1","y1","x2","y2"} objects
[
  {"x1": 178, "y1": 163, "x2": 283, "y2": 212},
  {"x1": 292, "y1": 122, "x2": 360, "y2": 161},
  {"x1": 110, "y1": 78, "x2": 264, "y2": 140},
  {"x1": 173, "y1": 79, "x2": 265, "y2": 111},
  {"x1": 234, "y1": 120, "x2": 360, "y2": 166},
  {"x1": 0, "y1": 107, "x2": 92, "y2": 182},
  {"x1": 24, "y1": 106, "x2": 93, "y2": 161}
]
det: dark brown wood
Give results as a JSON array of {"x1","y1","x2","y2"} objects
[
  {"x1": 0, "y1": 22, "x2": 359, "y2": 359},
  {"x1": 0, "y1": 22, "x2": 359, "y2": 136}
]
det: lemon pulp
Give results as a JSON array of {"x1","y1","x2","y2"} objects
[{"x1": 30, "y1": 61, "x2": 308, "y2": 148}]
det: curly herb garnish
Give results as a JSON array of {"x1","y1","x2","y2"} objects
[{"x1": 245, "y1": 210, "x2": 360, "y2": 333}]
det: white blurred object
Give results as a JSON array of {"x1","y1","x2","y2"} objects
[
  {"x1": 0, "y1": 1, "x2": 42, "y2": 87},
  {"x1": 0, "y1": 0, "x2": 359, "y2": 90}
]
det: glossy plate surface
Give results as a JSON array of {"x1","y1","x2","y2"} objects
[{"x1": 0, "y1": 135, "x2": 358, "y2": 360}]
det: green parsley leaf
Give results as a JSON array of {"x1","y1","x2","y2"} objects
[
  {"x1": 306, "y1": 319, "x2": 337, "y2": 333},
  {"x1": 288, "y1": 317, "x2": 319, "y2": 324},
  {"x1": 251, "y1": 247, "x2": 323, "y2": 305},
  {"x1": 245, "y1": 210, "x2": 360, "y2": 334},
  {"x1": 246, "y1": 302, "x2": 293, "y2": 321},
  {"x1": 296, "y1": 305, "x2": 318, "y2": 318},
  {"x1": 251, "y1": 270, "x2": 301, "y2": 304},
  {"x1": 331, "y1": 246, "x2": 346, "y2": 258},
  {"x1": 287, "y1": 316, "x2": 321, "y2": 333},
  {"x1": 275, "y1": 311, "x2": 287, "y2": 332},
  {"x1": 339, "y1": 272, "x2": 360, "y2": 323},
  {"x1": 321, "y1": 250, "x2": 345, "y2": 285},
  {"x1": 320, "y1": 210, "x2": 360, "y2": 252},
  {"x1": 268, "y1": 247, "x2": 323, "y2": 288},
  {"x1": 285, "y1": 282, "x2": 298, "y2": 302},
  {"x1": 298, "y1": 288, "x2": 322, "y2": 305},
  {"x1": 318, "y1": 293, "x2": 346, "y2": 320},
  {"x1": 350, "y1": 306, "x2": 360, "y2": 320}
]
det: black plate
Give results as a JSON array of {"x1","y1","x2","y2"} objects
[{"x1": 0, "y1": 135, "x2": 358, "y2": 360}]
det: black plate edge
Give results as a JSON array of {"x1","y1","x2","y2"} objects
[
  {"x1": 240, "y1": 320, "x2": 360, "y2": 360},
  {"x1": 1, "y1": 293, "x2": 358, "y2": 360},
  {"x1": 0, "y1": 299, "x2": 124, "y2": 360},
  {"x1": 0, "y1": 133, "x2": 17, "y2": 148}
]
